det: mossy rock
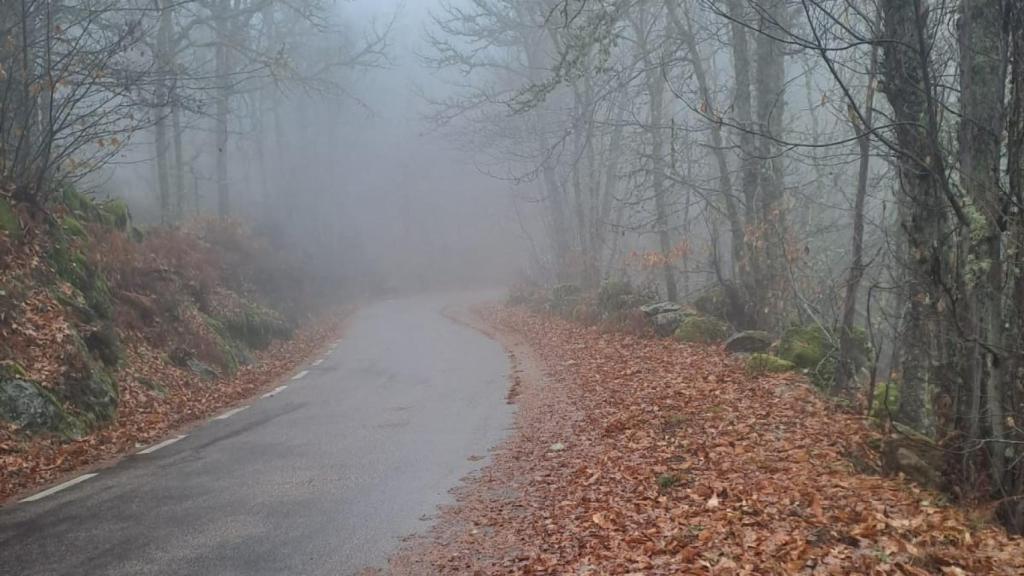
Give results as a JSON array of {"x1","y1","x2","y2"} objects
[
  {"x1": 56, "y1": 335, "x2": 119, "y2": 428},
  {"x1": 0, "y1": 196, "x2": 20, "y2": 238},
  {"x1": 779, "y1": 324, "x2": 872, "y2": 389},
  {"x1": 220, "y1": 302, "x2": 292, "y2": 351},
  {"x1": 84, "y1": 322, "x2": 122, "y2": 367},
  {"x1": 674, "y1": 316, "x2": 729, "y2": 344},
  {"x1": 779, "y1": 325, "x2": 829, "y2": 369},
  {"x1": 50, "y1": 240, "x2": 113, "y2": 321},
  {"x1": 746, "y1": 353, "x2": 796, "y2": 376},
  {"x1": 0, "y1": 378, "x2": 85, "y2": 438}
]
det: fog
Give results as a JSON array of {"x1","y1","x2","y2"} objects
[
  {"x1": 101, "y1": 0, "x2": 531, "y2": 296},
  {"x1": 6, "y1": 0, "x2": 1024, "y2": 546}
]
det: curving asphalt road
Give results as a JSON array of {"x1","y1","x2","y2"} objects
[{"x1": 0, "y1": 293, "x2": 513, "y2": 576}]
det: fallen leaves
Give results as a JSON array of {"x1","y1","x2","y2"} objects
[
  {"x1": 0, "y1": 310, "x2": 347, "y2": 502},
  {"x1": 388, "y1": 306, "x2": 1024, "y2": 575}
]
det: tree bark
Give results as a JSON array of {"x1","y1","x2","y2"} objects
[
  {"x1": 958, "y1": 0, "x2": 1010, "y2": 491},
  {"x1": 836, "y1": 40, "x2": 880, "y2": 395},
  {"x1": 880, "y1": 0, "x2": 945, "y2": 435}
]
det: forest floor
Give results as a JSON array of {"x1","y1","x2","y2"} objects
[
  {"x1": 0, "y1": 311, "x2": 348, "y2": 503},
  {"x1": 387, "y1": 305, "x2": 1024, "y2": 575}
]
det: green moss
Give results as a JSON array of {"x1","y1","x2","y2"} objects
[
  {"x1": 47, "y1": 333, "x2": 119, "y2": 431},
  {"x1": 778, "y1": 325, "x2": 828, "y2": 369},
  {"x1": 60, "y1": 185, "x2": 93, "y2": 215},
  {"x1": 51, "y1": 239, "x2": 90, "y2": 288},
  {"x1": 746, "y1": 353, "x2": 796, "y2": 375},
  {"x1": 778, "y1": 324, "x2": 872, "y2": 389},
  {"x1": 60, "y1": 216, "x2": 88, "y2": 239},
  {"x1": 99, "y1": 199, "x2": 130, "y2": 231},
  {"x1": 0, "y1": 378, "x2": 86, "y2": 438},
  {"x1": 871, "y1": 381, "x2": 901, "y2": 419},
  {"x1": 0, "y1": 196, "x2": 19, "y2": 238},
  {"x1": 220, "y1": 301, "x2": 292, "y2": 350},
  {"x1": 674, "y1": 316, "x2": 729, "y2": 343},
  {"x1": 0, "y1": 361, "x2": 27, "y2": 379},
  {"x1": 50, "y1": 237, "x2": 112, "y2": 321},
  {"x1": 656, "y1": 473, "x2": 682, "y2": 490}
]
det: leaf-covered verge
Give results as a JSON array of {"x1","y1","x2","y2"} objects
[
  {"x1": 387, "y1": 306, "x2": 1024, "y2": 575},
  {"x1": 0, "y1": 191, "x2": 347, "y2": 502}
]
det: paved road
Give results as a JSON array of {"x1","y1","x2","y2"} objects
[{"x1": 0, "y1": 293, "x2": 513, "y2": 576}]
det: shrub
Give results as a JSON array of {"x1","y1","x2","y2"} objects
[
  {"x1": 549, "y1": 284, "x2": 581, "y2": 315},
  {"x1": 598, "y1": 280, "x2": 640, "y2": 313}
]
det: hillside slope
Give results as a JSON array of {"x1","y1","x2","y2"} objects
[{"x1": 0, "y1": 190, "x2": 344, "y2": 499}]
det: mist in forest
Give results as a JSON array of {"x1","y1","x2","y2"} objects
[
  {"x1": 97, "y1": 0, "x2": 530, "y2": 295},
  {"x1": 7, "y1": 0, "x2": 1024, "y2": 531}
]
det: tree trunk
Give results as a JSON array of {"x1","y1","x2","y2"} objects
[
  {"x1": 958, "y1": 0, "x2": 1010, "y2": 491},
  {"x1": 753, "y1": 0, "x2": 788, "y2": 331},
  {"x1": 214, "y1": 2, "x2": 231, "y2": 219},
  {"x1": 1004, "y1": 0, "x2": 1024, "y2": 532},
  {"x1": 726, "y1": 0, "x2": 761, "y2": 325},
  {"x1": 880, "y1": 0, "x2": 946, "y2": 435},
  {"x1": 836, "y1": 40, "x2": 880, "y2": 395}
]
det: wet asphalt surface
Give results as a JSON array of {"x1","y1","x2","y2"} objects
[{"x1": 0, "y1": 293, "x2": 513, "y2": 575}]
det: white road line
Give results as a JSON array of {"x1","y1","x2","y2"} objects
[
  {"x1": 291, "y1": 370, "x2": 309, "y2": 381},
  {"x1": 213, "y1": 406, "x2": 250, "y2": 420},
  {"x1": 311, "y1": 359, "x2": 324, "y2": 367},
  {"x1": 261, "y1": 385, "x2": 288, "y2": 399},
  {"x1": 137, "y1": 435, "x2": 187, "y2": 455},
  {"x1": 20, "y1": 474, "x2": 98, "y2": 503}
]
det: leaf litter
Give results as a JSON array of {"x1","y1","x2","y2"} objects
[{"x1": 386, "y1": 306, "x2": 1024, "y2": 575}]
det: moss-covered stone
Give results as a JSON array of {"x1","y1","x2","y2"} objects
[
  {"x1": 674, "y1": 316, "x2": 729, "y2": 343},
  {"x1": 746, "y1": 353, "x2": 796, "y2": 376},
  {"x1": 220, "y1": 301, "x2": 292, "y2": 350},
  {"x1": 56, "y1": 334, "x2": 119, "y2": 428},
  {"x1": 0, "y1": 378, "x2": 85, "y2": 438},
  {"x1": 778, "y1": 324, "x2": 872, "y2": 389},
  {"x1": 50, "y1": 239, "x2": 113, "y2": 321},
  {"x1": 778, "y1": 325, "x2": 828, "y2": 369},
  {"x1": 84, "y1": 322, "x2": 122, "y2": 367}
]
